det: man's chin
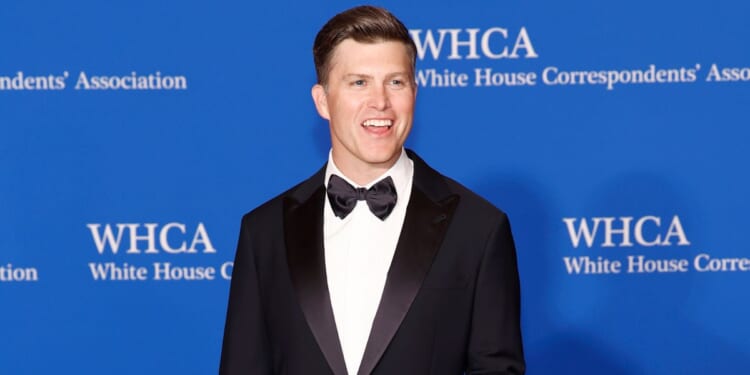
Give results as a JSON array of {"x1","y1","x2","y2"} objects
[{"x1": 361, "y1": 150, "x2": 402, "y2": 166}]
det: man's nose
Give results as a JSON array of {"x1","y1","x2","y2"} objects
[{"x1": 368, "y1": 85, "x2": 390, "y2": 110}]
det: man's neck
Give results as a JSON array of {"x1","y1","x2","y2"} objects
[{"x1": 331, "y1": 153, "x2": 401, "y2": 187}]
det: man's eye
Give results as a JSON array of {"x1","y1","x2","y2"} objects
[
  {"x1": 390, "y1": 79, "x2": 409, "y2": 88},
  {"x1": 352, "y1": 80, "x2": 366, "y2": 86}
]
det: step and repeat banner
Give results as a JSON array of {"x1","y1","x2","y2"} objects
[{"x1": 2, "y1": 0, "x2": 749, "y2": 374}]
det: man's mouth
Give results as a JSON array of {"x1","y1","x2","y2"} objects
[{"x1": 362, "y1": 119, "x2": 393, "y2": 128}]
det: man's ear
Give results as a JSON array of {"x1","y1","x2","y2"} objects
[{"x1": 311, "y1": 84, "x2": 330, "y2": 120}]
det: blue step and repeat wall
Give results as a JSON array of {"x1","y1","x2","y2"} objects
[{"x1": 2, "y1": 0, "x2": 749, "y2": 373}]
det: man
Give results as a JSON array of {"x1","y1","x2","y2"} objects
[{"x1": 220, "y1": 5, "x2": 524, "y2": 375}]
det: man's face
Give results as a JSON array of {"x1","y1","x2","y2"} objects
[{"x1": 312, "y1": 39, "x2": 416, "y2": 181}]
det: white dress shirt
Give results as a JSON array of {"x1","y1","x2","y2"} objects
[{"x1": 323, "y1": 148, "x2": 414, "y2": 375}]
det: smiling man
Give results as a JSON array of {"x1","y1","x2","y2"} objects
[
  {"x1": 311, "y1": 37, "x2": 415, "y2": 186},
  {"x1": 220, "y1": 5, "x2": 525, "y2": 375}
]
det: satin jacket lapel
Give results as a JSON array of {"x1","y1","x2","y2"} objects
[
  {"x1": 358, "y1": 152, "x2": 459, "y2": 375},
  {"x1": 284, "y1": 170, "x2": 347, "y2": 375}
]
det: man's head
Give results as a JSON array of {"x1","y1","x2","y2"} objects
[
  {"x1": 311, "y1": 6, "x2": 418, "y2": 184},
  {"x1": 312, "y1": 5, "x2": 417, "y2": 86}
]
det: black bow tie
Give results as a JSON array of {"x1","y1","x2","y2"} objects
[{"x1": 327, "y1": 174, "x2": 397, "y2": 220}]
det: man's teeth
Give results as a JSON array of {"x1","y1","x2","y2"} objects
[{"x1": 363, "y1": 119, "x2": 392, "y2": 127}]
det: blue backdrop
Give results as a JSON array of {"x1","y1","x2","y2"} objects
[{"x1": 2, "y1": 0, "x2": 749, "y2": 373}]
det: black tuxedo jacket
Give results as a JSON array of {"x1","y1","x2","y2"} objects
[{"x1": 220, "y1": 151, "x2": 524, "y2": 374}]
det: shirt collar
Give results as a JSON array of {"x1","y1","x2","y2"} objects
[{"x1": 324, "y1": 148, "x2": 413, "y2": 198}]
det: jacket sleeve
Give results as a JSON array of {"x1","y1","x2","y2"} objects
[
  {"x1": 219, "y1": 215, "x2": 272, "y2": 374},
  {"x1": 466, "y1": 212, "x2": 526, "y2": 374}
]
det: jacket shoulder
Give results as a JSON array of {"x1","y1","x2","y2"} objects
[
  {"x1": 441, "y1": 175, "x2": 509, "y2": 222},
  {"x1": 409, "y1": 149, "x2": 508, "y2": 224},
  {"x1": 241, "y1": 167, "x2": 325, "y2": 224}
]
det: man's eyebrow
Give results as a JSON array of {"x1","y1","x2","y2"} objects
[
  {"x1": 342, "y1": 72, "x2": 410, "y2": 79},
  {"x1": 385, "y1": 72, "x2": 410, "y2": 78},
  {"x1": 342, "y1": 74, "x2": 373, "y2": 79}
]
